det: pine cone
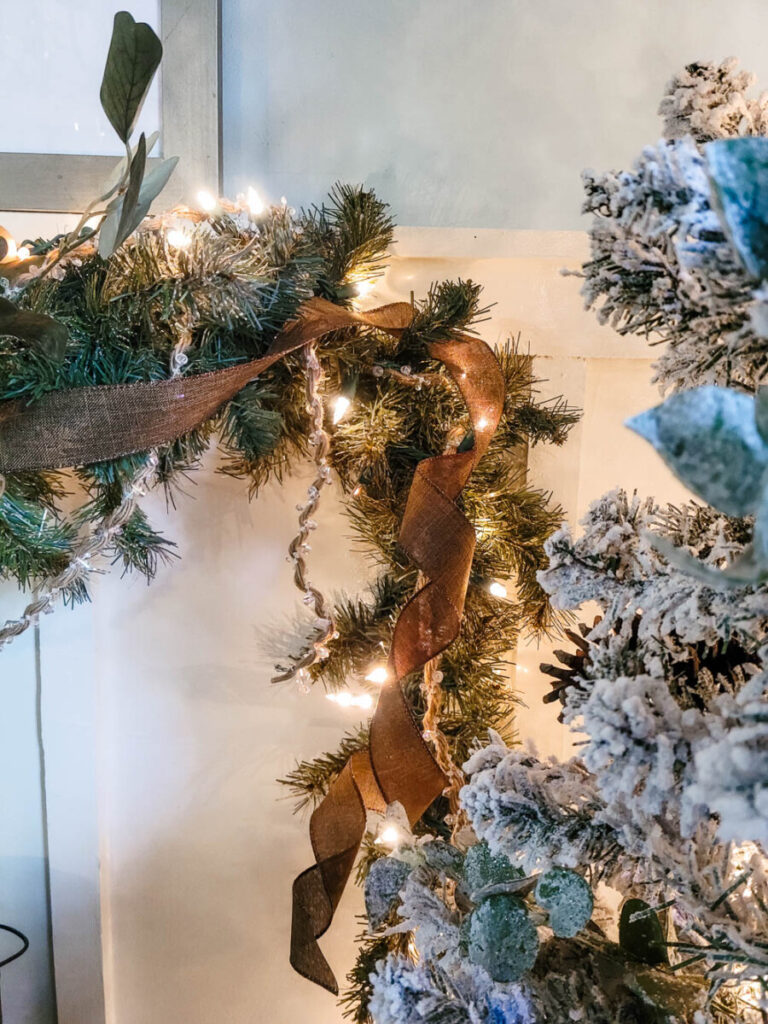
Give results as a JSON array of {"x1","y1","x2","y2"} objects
[
  {"x1": 540, "y1": 615, "x2": 758, "y2": 718},
  {"x1": 540, "y1": 620, "x2": 597, "y2": 719}
]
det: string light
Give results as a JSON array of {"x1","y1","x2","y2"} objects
[
  {"x1": 326, "y1": 691, "x2": 374, "y2": 710},
  {"x1": 365, "y1": 664, "x2": 389, "y2": 684},
  {"x1": 332, "y1": 395, "x2": 351, "y2": 424},
  {"x1": 197, "y1": 189, "x2": 217, "y2": 212},
  {"x1": 16, "y1": 246, "x2": 30, "y2": 261},
  {"x1": 0, "y1": 236, "x2": 17, "y2": 263},
  {"x1": 374, "y1": 825, "x2": 401, "y2": 846},
  {"x1": 488, "y1": 581, "x2": 507, "y2": 598},
  {"x1": 246, "y1": 186, "x2": 264, "y2": 216},
  {"x1": 166, "y1": 229, "x2": 191, "y2": 249},
  {"x1": 355, "y1": 279, "x2": 375, "y2": 300},
  {"x1": 476, "y1": 417, "x2": 488, "y2": 430}
]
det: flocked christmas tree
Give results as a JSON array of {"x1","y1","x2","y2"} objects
[{"x1": 358, "y1": 59, "x2": 768, "y2": 1024}]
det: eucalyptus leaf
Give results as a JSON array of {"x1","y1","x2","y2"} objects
[
  {"x1": 99, "y1": 129, "x2": 161, "y2": 203},
  {"x1": 99, "y1": 134, "x2": 150, "y2": 259},
  {"x1": 466, "y1": 894, "x2": 539, "y2": 983},
  {"x1": 534, "y1": 868, "x2": 593, "y2": 938},
  {"x1": 464, "y1": 840, "x2": 523, "y2": 898},
  {"x1": 364, "y1": 857, "x2": 412, "y2": 930},
  {"x1": 619, "y1": 898, "x2": 668, "y2": 966},
  {"x1": 0, "y1": 297, "x2": 67, "y2": 363},
  {"x1": 756, "y1": 386, "x2": 768, "y2": 445},
  {"x1": 137, "y1": 155, "x2": 179, "y2": 208},
  {"x1": 707, "y1": 137, "x2": 768, "y2": 280},
  {"x1": 627, "y1": 386, "x2": 768, "y2": 517},
  {"x1": 115, "y1": 133, "x2": 147, "y2": 239},
  {"x1": 100, "y1": 11, "x2": 162, "y2": 143}
]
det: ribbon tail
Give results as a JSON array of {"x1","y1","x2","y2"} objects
[{"x1": 290, "y1": 329, "x2": 505, "y2": 993}]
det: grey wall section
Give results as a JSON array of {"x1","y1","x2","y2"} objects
[
  {"x1": 0, "y1": 623, "x2": 56, "y2": 1024},
  {"x1": 223, "y1": 0, "x2": 768, "y2": 229}
]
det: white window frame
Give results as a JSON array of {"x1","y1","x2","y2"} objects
[{"x1": 0, "y1": 0, "x2": 221, "y2": 213}]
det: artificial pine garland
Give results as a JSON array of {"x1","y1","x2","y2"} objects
[{"x1": 0, "y1": 11, "x2": 579, "y2": 1011}]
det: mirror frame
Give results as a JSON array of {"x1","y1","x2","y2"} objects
[{"x1": 0, "y1": 0, "x2": 221, "y2": 212}]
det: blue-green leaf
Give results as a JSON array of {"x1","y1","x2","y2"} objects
[
  {"x1": 707, "y1": 137, "x2": 768, "y2": 280},
  {"x1": 535, "y1": 868, "x2": 593, "y2": 938},
  {"x1": 627, "y1": 386, "x2": 768, "y2": 517}
]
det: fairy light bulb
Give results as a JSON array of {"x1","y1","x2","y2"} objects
[
  {"x1": 365, "y1": 664, "x2": 388, "y2": 684},
  {"x1": 326, "y1": 691, "x2": 374, "y2": 710},
  {"x1": 489, "y1": 581, "x2": 507, "y2": 598},
  {"x1": 332, "y1": 394, "x2": 351, "y2": 424},
  {"x1": 166, "y1": 229, "x2": 191, "y2": 249},
  {"x1": 355, "y1": 279, "x2": 375, "y2": 300},
  {"x1": 16, "y1": 245, "x2": 31, "y2": 261},
  {"x1": 375, "y1": 825, "x2": 401, "y2": 846},
  {"x1": 246, "y1": 186, "x2": 265, "y2": 216},
  {"x1": 197, "y1": 189, "x2": 217, "y2": 212}
]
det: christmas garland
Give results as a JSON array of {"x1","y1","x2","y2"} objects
[{"x1": 0, "y1": 11, "x2": 577, "y2": 1010}]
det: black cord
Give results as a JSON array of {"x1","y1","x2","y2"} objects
[{"x1": 0, "y1": 924, "x2": 29, "y2": 968}]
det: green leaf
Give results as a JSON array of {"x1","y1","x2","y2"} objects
[
  {"x1": 463, "y1": 840, "x2": 523, "y2": 897},
  {"x1": 534, "y1": 867, "x2": 593, "y2": 938},
  {"x1": 99, "y1": 133, "x2": 150, "y2": 259},
  {"x1": 100, "y1": 11, "x2": 162, "y2": 143},
  {"x1": 627, "y1": 386, "x2": 768, "y2": 517},
  {"x1": 137, "y1": 155, "x2": 179, "y2": 208},
  {"x1": 0, "y1": 297, "x2": 68, "y2": 363},
  {"x1": 619, "y1": 898, "x2": 668, "y2": 966},
  {"x1": 98, "y1": 129, "x2": 161, "y2": 203},
  {"x1": 707, "y1": 137, "x2": 768, "y2": 280},
  {"x1": 467, "y1": 894, "x2": 539, "y2": 983},
  {"x1": 364, "y1": 857, "x2": 411, "y2": 929}
]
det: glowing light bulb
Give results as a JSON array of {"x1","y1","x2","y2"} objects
[
  {"x1": 375, "y1": 825, "x2": 401, "y2": 846},
  {"x1": 167, "y1": 229, "x2": 191, "y2": 249},
  {"x1": 355, "y1": 279, "x2": 375, "y2": 300},
  {"x1": 365, "y1": 665, "x2": 388, "y2": 684},
  {"x1": 0, "y1": 236, "x2": 18, "y2": 263},
  {"x1": 489, "y1": 581, "x2": 507, "y2": 598},
  {"x1": 247, "y1": 186, "x2": 265, "y2": 216},
  {"x1": 332, "y1": 395, "x2": 351, "y2": 424},
  {"x1": 16, "y1": 246, "x2": 31, "y2": 261},
  {"x1": 476, "y1": 417, "x2": 488, "y2": 430},
  {"x1": 326, "y1": 691, "x2": 374, "y2": 710},
  {"x1": 197, "y1": 189, "x2": 217, "y2": 212}
]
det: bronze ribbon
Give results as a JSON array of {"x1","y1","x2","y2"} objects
[
  {"x1": 0, "y1": 297, "x2": 414, "y2": 472},
  {"x1": 290, "y1": 329, "x2": 504, "y2": 993}
]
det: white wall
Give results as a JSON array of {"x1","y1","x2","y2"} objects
[{"x1": 223, "y1": 0, "x2": 768, "y2": 230}]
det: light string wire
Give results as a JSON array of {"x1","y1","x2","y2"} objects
[
  {"x1": 272, "y1": 343, "x2": 337, "y2": 687},
  {"x1": 0, "y1": 453, "x2": 159, "y2": 652}
]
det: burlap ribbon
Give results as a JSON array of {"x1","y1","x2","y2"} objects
[
  {"x1": 290, "y1": 325, "x2": 504, "y2": 994},
  {"x1": 0, "y1": 294, "x2": 504, "y2": 995},
  {"x1": 0, "y1": 297, "x2": 414, "y2": 472}
]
